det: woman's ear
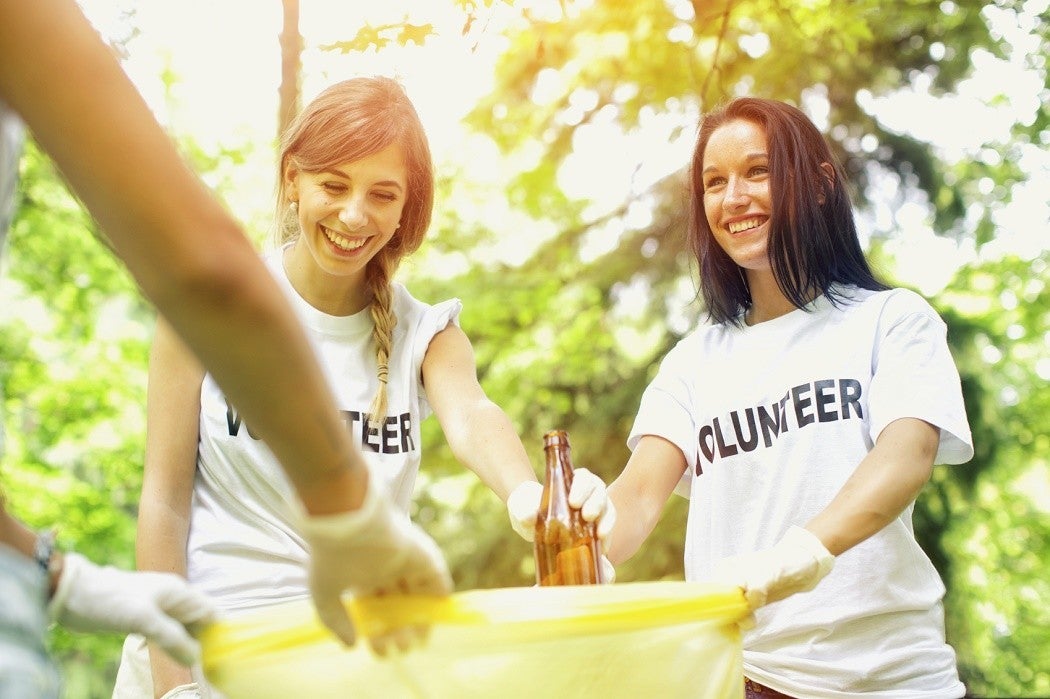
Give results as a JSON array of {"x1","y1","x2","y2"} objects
[
  {"x1": 283, "y1": 162, "x2": 300, "y2": 201},
  {"x1": 818, "y1": 162, "x2": 835, "y2": 204}
]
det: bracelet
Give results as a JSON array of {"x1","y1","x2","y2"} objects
[
  {"x1": 33, "y1": 529, "x2": 65, "y2": 599},
  {"x1": 33, "y1": 529, "x2": 56, "y2": 575},
  {"x1": 33, "y1": 524, "x2": 62, "y2": 575}
]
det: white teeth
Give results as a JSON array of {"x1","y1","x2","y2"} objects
[
  {"x1": 728, "y1": 218, "x2": 763, "y2": 234},
  {"x1": 322, "y1": 226, "x2": 366, "y2": 251}
]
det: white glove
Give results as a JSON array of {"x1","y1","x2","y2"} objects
[
  {"x1": 600, "y1": 554, "x2": 616, "y2": 584},
  {"x1": 569, "y1": 468, "x2": 616, "y2": 551},
  {"x1": 710, "y1": 526, "x2": 834, "y2": 610},
  {"x1": 506, "y1": 480, "x2": 543, "y2": 542},
  {"x1": 47, "y1": 553, "x2": 217, "y2": 666},
  {"x1": 297, "y1": 467, "x2": 453, "y2": 653},
  {"x1": 506, "y1": 470, "x2": 617, "y2": 552},
  {"x1": 159, "y1": 684, "x2": 202, "y2": 699}
]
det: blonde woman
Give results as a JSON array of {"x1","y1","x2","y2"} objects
[
  {"x1": 117, "y1": 77, "x2": 609, "y2": 699},
  {"x1": 3, "y1": 2, "x2": 451, "y2": 696}
]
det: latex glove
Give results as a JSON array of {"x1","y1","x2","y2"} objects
[
  {"x1": 569, "y1": 468, "x2": 616, "y2": 552},
  {"x1": 298, "y1": 467, "x2": 453, "y2": 654},
  {"x1": 159, "y1": 684, "x2": 202, "y2": 699},
  {"x1": 710, "y1": 526, "x2": 834, "y2": 610},
  {"x1": 47, "y1": 553, "x2": 217, "y2": 666},
  {"x1": 506, "y1": 470, "x2": 617, "y2": 552},
  {"x1": 506, "y1": 480, "x2": 543, "y2": 542},
  {"x1": 600, "y1": 554, "x2": 616, "y2": 584}
]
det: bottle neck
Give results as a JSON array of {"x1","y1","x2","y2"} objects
[{"x1": 544, "y1": 445, "x2": 573, "y2": 480}]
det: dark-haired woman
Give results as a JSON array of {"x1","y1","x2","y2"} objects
[{"x1": 606, "y1": 97, "x2": 973, "y2": 698}]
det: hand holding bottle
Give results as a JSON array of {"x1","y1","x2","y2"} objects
[
  {"x1": 506, "y1": 480, "x2": 543, "y2": 542},
  {"x1": 566, "y1": 468, "x2": 616, "y2": 551},
  {"x1": 530, "y1": 431, "x2": 611, "y2": 585},
  {"x1": 506, "y1": 469, "x2": 616, "y2": 550}
]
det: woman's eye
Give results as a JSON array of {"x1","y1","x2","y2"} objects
[
  {"x1": 704, "y1": 177, "x2": 725, "y2": 189},
  {"x1": 373, "y1": 190, "x2": 398, "y2": 202},
  {"x1": 749, "y1": 166, "x2": 769, "y2": 177},
  {"x1": 322, "y1": 182, "x2": 346, "y2": 194}
]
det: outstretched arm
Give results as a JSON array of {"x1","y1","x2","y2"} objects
[
  {"x1": 0, "y1": 502, "x2": 216, "y2": 667},
  {"x1": 422, "y1": 325, "x2": 537, "y2": 501},
  {"x1": 711, "y1": 417, "x2": 939, "y2": 610},
  {"x1": 805, "y1": 417, "x2": 938, "y2": 554},
  {"x1": 0, "y1": 0, "x2": 366, "y2": 514},
  {"x1": 606, "y1": 435, "x2": 688, "y2": 565},
  {"x1": 0, "y1": 0, "x2": 450, "y2": 648}
]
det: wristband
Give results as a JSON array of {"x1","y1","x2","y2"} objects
[
  {"x1": 33, "y1": 529, "x2": 63, "y2": 598},
  {"x1": 33, "y1": 529, "x2": 55, "y2": 574}
]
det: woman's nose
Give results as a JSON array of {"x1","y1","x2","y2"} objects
[
  {"x1": 339, "y1": 198, "x2": 367, "y2": 229},
  {"x1": 723, "y1": 178, "x2": 750, "y2": 209}
]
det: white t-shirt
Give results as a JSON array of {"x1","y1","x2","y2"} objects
[
  {"x1": 186, "y1": 248, "x2": 462, "y2": 613},
  {"x1": 1, "y1": 101, "x2": 25, "y2": 463},
  {"x1": 629, "y1": 286, "x2": 972, "y2": 698},
  {"x1": 1, "y1": 99, "x2": 25, "y2": 261}
]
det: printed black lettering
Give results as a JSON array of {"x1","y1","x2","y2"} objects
[
  {"x1": 792, "y1": 383, "x2": 815, "y2": 428},
  {"x1": 400, "y1": 413, "x2": 414, "y2": 452},
  {"x1": 382, "y1": 416, "x2": 400, "y2": 454},
  {"x1": 698, "y1": 424, "x2": 716, "y2": 464},
  {"x1": 345, "y1": 410, "x2": 362, "y2": 435},
  {"x1": 713, "y1": 417, "x2": 739, "y2": 458},
  {"x1": 226, "y1": 402, "x2": 260, "y2": 439},
  {"x1": 363, "y1": 414, "x2": 381, "y2": 453},
  {"x1": 757, "y1": 404, "x2": 782, "y2": 447},
  {"x1": 840, "y1": 379, "x2": 863, "y2": 419},
  {"x1": 692, "y1": 377, "x2": 864, "y2": 474},
  {"x1": 225, "y1": 404, "x2": 242, "y2": 436},
  {"x1": 731, "y1": 408, "x2": 759, "y2": 452},
  {"x1": 815, "y1": 379, "x2": 837, "y2": 422}
]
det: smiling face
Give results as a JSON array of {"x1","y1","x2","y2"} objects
[
  {"x1": 284, "y1": 142, "x2": 407, "y2": 311},
  {"x1": 700, "y1": 118, "x2": 773, "y2": 274}
]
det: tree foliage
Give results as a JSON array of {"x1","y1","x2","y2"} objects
[
  {"x1": 406, "y1": 0, "x2": 1049, "y2": 695},
  {"x1": 0, "y1": 1, "x2": 1046, "y2": 696},
  {"x1": 1, "y1": 139, "x2": 152, "y2": 696}
]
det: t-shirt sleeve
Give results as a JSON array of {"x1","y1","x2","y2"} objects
[
  {"x1": 413, "y1": 297, "x2": 463, "y2": 417},
  {"x1": 1, "y1": 101, "x2": 26, "y2": 251},
  {"x1": 867, "y1": 290, "x2": 974, "y2": 465},
  {"x1": 627, "y1": 342, "x2": 698, "y2": 496}
]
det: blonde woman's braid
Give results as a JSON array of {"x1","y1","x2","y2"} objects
[{"x1": 367, "y1": 265, "x2": 396, "y2": 427}]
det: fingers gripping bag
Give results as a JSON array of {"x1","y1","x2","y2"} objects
[{"x1": 200, "y1": 581, "x2": 748, "y2": 699}]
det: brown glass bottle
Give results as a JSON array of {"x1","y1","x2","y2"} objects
[{"x1": 534, "y1": 430, "x2": 604, "y2": 586}]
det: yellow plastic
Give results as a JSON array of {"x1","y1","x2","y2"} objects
[{"x1": 200, "y1": 581, "x2": 748, "y2": 699}]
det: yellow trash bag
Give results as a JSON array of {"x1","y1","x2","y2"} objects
[{"x1": 200, "y1": 581, "x2": 748, "y2": 699}]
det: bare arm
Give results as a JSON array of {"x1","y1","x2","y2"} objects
[
  {"x1": 136, "y1": 320, "x2": 203, "y2": 695},
  {"x1": 606, "y1": 435, "x2": 687, "y2": 565},
  {"x1": 806, "y1": 417, "x2": 939, "y2": 555},
  {"x1": 0, "y1": 0, "x2": 366, "y2": 514},
  {"x1": 422, "y1": 325, "x2": 537, "y2": 502},
  {"x1": 0, "y1": 503, "x2": 42, "y2": 566}
]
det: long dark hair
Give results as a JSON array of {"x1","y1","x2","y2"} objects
[{"x1": 687, "y1": 97, "x2": 887, "y2": 325}]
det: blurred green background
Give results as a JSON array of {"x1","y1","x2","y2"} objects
[{"x1": 1, "y1": 1, "x2": 1047, "y2": 696}]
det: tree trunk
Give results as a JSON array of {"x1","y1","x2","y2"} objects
[{"x1": 277, "y1": 0, "x2": 302, "y2": 138}]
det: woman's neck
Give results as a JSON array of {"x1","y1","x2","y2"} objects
[
  {"x1": 743, "y1": 270, "x2": 814, "y2": 326},
  {"x1": 282, "y1": 243, "x2": 371, "y2": 316}
]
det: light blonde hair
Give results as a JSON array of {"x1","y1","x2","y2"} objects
[{"x1": 275, "y1": 77, "x2": 434, "y2": 424}]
